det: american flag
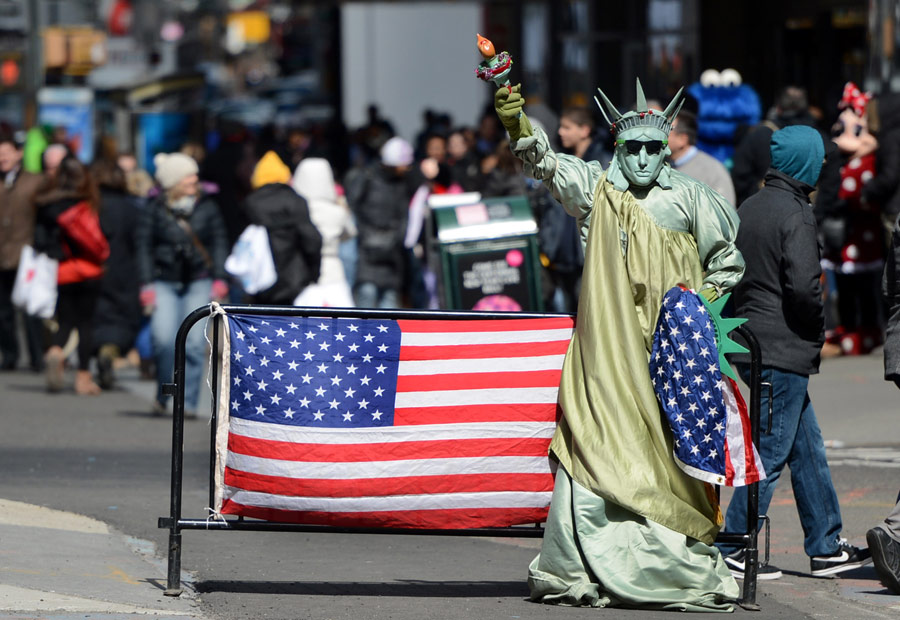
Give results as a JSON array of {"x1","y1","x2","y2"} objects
[
  {"x1": 213, "y1": 313, "x2": 574, "y2": 529},
  {"x1": 649, "y1": 287, "x2": 765, "y2": 487}
]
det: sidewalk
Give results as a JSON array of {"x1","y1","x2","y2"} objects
[
  {"x1": 0, "y1": 499, "x2": 203, "y2": 619},
  {"x1": 0, "y1": 360, "x2": 205, "y2": 619}
]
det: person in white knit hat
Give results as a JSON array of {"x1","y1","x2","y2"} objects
[
  {"x1": 134, "y1": 152, "x2": 230, "y2": 418},
  {"x1": 343, "y1": 137, "x2": 416, "y2": 308}
]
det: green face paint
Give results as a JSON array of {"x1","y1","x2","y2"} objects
[{"x1": 615, "y1": 127, "x2": 670, "y2": 187}]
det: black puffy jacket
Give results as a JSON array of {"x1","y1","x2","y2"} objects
[
  {"x1": 94, "y1": 189, "x2": 142, "y2": 350},
  {"x1": 135, "y1": 194, "x2": 228, "y2": 286},
  {"x1": 242, "y1": 183, "x2": 322, "y2": 305},
  {"x1": 344, "y1": 165, "x2": 414, "y2": 291}
]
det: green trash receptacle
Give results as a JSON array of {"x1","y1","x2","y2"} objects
[{"x1": 431, "y1": 194, "x2": 543, "y2": 312}]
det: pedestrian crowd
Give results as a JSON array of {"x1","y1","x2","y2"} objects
[{"x1": 1, "y1": 72, "x2": 900, "y2": 601}]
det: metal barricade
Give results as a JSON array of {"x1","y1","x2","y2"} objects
[{"x1": 158, "y1": 304, "x2": 764, "y2": 608}]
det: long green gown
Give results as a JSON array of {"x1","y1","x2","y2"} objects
[{"x1": 511, "y1": 128, "x2": 744, "y2": 611}]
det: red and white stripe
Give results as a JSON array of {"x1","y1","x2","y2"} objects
[
  {"x1": 218, "y1": 317, "x2": 574, "y2": 529},
  {"x1": 721, "y1": 377, "x2": 766, "y2": 486}
]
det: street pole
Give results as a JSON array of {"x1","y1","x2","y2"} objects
[{"x1": 24, "y1": 0, "x2": 40, "y2": 126}]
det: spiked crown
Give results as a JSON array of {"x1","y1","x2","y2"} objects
[{"x1": 595, "y1": 78, "x2": 684, "y2": 136}]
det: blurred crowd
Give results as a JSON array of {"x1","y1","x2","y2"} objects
[{"x1": 1, "y1": 75, "x2": 899, "y2": 413}]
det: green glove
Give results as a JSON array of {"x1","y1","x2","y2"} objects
[
  {"x1": 494, "y1": 84, "x2": 533, "y2": 141},
  {"x1": 699, "y1": 286, "x2": 719, "y2": 303}
]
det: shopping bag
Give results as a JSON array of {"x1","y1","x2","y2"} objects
[
  {"x1": 12, "y1": 245, "x2": 59, "y2": 318},
  {"x1": 225, "y1": 224, "x2": 277, "y2": 294},
  {"x1": 293, "y1": 281, "x2": 354, "y2": 308}
]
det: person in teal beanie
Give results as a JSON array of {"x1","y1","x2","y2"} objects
[
  {"x1": 718, "y1": 124, "x2": 872, "y2": 579},
  {"x1": 769, "y1": 125, "x2": 824, "y2": 187}
]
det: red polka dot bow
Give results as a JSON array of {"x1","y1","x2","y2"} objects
[{"x1": 839, "y1": 82, "x2": 872, "y2": 117}]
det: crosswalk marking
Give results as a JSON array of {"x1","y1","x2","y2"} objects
[{"x1": 825, "y1": 446, "x2": 900, "y2": 468}]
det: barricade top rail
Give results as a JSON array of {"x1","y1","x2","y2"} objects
[{"x1": 203, "y1": 302, "x2": 576, "y2": 321}]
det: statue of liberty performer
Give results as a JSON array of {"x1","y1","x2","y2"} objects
[{"x1": 495, "y1": 81, "x2": 745, "y2": 610}]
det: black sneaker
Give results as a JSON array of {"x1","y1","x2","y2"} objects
[
  {"x1": 866, "y1": 528, "x2": 900, "y2": 594},
  {"x1": 724, "y1": 549, "x2": 783, "y2": 580},
  {"x1": 97, "y1": 345, "x2": 116, "y2": 390},
  {"x1": 810, "y1": 539, "x2": 872, "y2": 577}
]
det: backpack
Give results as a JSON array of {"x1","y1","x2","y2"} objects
[{"x1": 57, "y1": 201, "x2": 110, "y2": 264}]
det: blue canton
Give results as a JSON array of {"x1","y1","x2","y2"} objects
[
  {"x1": 649, "y1": 287, "x2": 727, "y2": 476},
  {"x1": 226, "y1": 315, "x2": 401, "y2": 428}
]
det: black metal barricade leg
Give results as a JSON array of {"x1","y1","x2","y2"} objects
[
  {"x1": 709, "y1": 324, "x2": 762, "y2": 609},
  {"x1": 162, "y1": 305, "x2": 213, "y2": 596}
]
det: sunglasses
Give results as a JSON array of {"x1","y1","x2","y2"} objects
[{"x1": 616, "y1": 139, "x2": 667, "y2": 155}]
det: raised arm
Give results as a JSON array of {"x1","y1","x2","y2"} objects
[{"x1": 494, "y1": 85, "x2": 602, "y2": 243}]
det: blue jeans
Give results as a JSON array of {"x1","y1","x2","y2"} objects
[
  {"x1": 719, "y1": 366, "x2": 843, "y2": 558},
  {"x1": 151, "y1": 279, "x2": 211, "y2": 411},
  {"x1": 354, "y1": 281, "x2": 399, "y2": 309}
]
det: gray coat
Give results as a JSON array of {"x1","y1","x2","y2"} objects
[{"x1": 883, "y1": 219, "x2": 900, "y2": 382}]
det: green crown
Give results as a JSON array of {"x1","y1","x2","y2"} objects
[{"x1": 595, "y1": 77, "x2": 684, "y2": 137}]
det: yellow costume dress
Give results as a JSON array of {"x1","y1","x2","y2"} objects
[{"x1": 511, "y1": 127, "x2": 744, "y2": 611}]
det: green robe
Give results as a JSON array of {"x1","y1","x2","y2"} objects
[{"x1": 512, "y1": 128, "x2": 744, "y2": 610}]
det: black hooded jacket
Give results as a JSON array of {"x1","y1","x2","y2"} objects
[
  {"x1": 242, "y1": 183, "x2": 322, "y2": 305},
  {"x1": 883, "y1": 219, "x2": 900, "y2": 382},
  {"x1": 733, "y1": 169, "x2": 825, "y2": 375}
]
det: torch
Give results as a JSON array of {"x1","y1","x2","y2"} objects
[{"x1": 474, "y1": 34, "x2": 513, "y2": 89}]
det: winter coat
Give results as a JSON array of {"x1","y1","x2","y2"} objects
[
  {"x1": 200, "y1": 140, "x2": 254, "y2": 245},
  {"x1": 292, "y1": 160, "x2": 355, "y2": 291},
  {"x1": 883, "y1": 219, "x2": 900, "y2": 381},
  {"x1": 529, "y1": 181, "x2": 583, "y2": 273},
  {"x1": 135, "y1": 193, "x2": 228, "y2": 286},
  {"x1": 478, "y1": 168, "x2": 529, "y2": 199},
  {"x1": 733, "y1": 169, "x2": 825, "y2": 375},
  {"x1": 344, "y1": 164, "x2": 414, "y2": 291},
  {"x1": 449, "y1": 152, "x2": 482, "y2": 192},
  {"x1": 581, "y1": 138, "x2": 612, "y2": 167},
  {"x1": 0, "y1": 168, "x2": 42, "y2": 270},
  {"x1": 93, "y1": 190, "x2": 142, "y2": 351},
  {"x1": 242, "y1": 183, "x2": 322, "y2": 305}
]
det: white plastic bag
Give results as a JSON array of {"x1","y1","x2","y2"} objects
[
  {"x1": 225, "y1": 225, "x2": 277, "y2": 295},
  {"x1": 12, "y1": 245, "x2": 59, "y2": 318},
  {"x1": 293, "y1": 281, "x2": 355, "y2": 308}
]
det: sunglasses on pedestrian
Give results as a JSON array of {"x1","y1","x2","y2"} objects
[{"x1": 616, "y1": 139, "x2": 668, "y2": 155}]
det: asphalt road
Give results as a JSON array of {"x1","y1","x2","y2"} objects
[{"x1": 0, "y1": 347, "x2": 898, "y2": 619}]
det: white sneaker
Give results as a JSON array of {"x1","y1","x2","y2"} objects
[{"x1": 724, "y1": 549, "x2": 783, "y2": 580}]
